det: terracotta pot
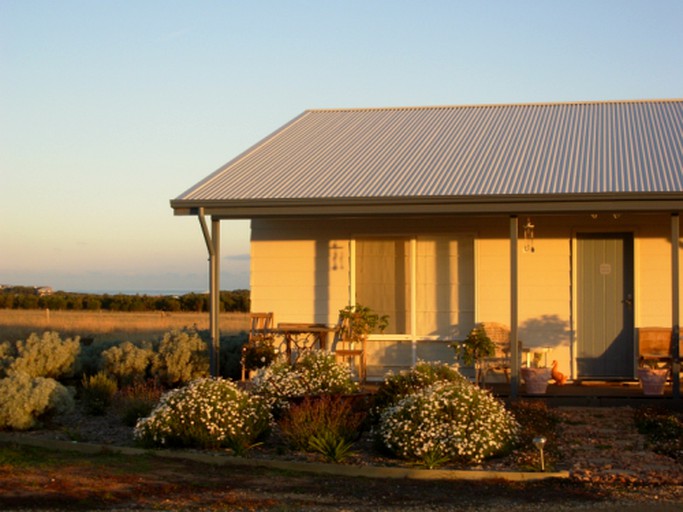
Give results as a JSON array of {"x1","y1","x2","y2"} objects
[
  {"x1": 637, "y1": 368, "x2": 668, "y2": 396},
  {"x1": 521, "y1": 367, "x2": 551, "y2": 395}
]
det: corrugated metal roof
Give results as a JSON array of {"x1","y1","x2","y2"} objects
[{"x1": 173, "y1": 99, "x2": 683, "y2": 212}]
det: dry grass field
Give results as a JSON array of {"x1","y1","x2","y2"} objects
[{"x1": 0, "y1": 309, "x2": 250, "y2": 343}]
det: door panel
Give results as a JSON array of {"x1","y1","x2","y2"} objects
[{"x1": 576, "y1": 233, "x2": 634, "y2": 378}]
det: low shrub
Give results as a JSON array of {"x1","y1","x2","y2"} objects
[
  {"x1": 279, "y1": 395, "x2": 366, "y2": 453},
  {"x1": 0, "y1": 371, "x2": 75, "y2": 430},
  {"x1": 134, "y1": 378, "x2": 272, "y2": 454},
  {"x1": 1, "y1": 332, "x2": 80, "y2": 380},
  {"x1": 634, "y1": 407, "x2": 683, "y2": 462},
  {"x1": 506, "y1": 400, "x2": 563, "y2": 470},
  {"x1": 114, "y1": 379, "x2": 164, "y2": 427},
  {"x1": 151, "y1": 329, "x2": 209, "y2": 387},
  {"x1": 376, "y1": 380, "x2": 519, "y2": 467},
  {"x1": 81, "y1": 372, "x2": 118, "y2": 415},
  {"x1": 371, "y1": 360, "x2": 467, "y2": 422},
  {"x1": 101, "y1": 341, "x2": 154, "y2": 386},
  {"x1": 509, "y1": 400, "x2": 562, "y2": 444},
  {"x1": 0, "y1": 341, "x2": 13, "y2": 375},
  {"x1": 251, "y1": 350, "x2": 358, "y2": 412},
  {"x1": 76, "y1": 339, "x2": 120, "y2": 379},
  {"x1": 217, "y1": 332, "x2": 249, "y2": 381}
]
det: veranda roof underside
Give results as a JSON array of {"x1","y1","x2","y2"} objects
[{"x1": 172, "y1": 99, "x2": 683, "y2": 218}]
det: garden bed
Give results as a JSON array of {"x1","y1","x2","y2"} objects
[{"x1": 11, "y1": 399, "x2": 683, "y2": 486}]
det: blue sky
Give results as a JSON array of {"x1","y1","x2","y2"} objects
[{"x1": 1, "y1": 0, "x2": 682, "y2": 294}]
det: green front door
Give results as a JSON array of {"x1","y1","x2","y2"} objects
[{"x1": 576, "y1": 233, "x2": 635, "y2": 379}]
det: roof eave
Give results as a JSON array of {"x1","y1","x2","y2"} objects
[{"x1": 170, "y1": 193, "x2": 683, "y2": 219}]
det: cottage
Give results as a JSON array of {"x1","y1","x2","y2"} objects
[{"x1": 171, "y1": 99, "x2": 683, "y2": 392}]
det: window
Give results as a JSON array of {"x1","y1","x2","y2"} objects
[
  {"x1": 354, "y1": 235, "x2": 474, "y2": 339},
  {"x1": 355, "y1": 238, "x2": 411, "y2": 334}
]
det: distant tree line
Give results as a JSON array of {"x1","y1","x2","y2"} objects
[{"x1": 0, "y1": 286, "x2": 250, "y2": 313}]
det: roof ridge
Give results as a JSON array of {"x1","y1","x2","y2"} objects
[{"x1": 307, "y1": 98, "x2": 683, "y2": 114}]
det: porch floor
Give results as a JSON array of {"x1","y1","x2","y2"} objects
[
  {"x1": 362, "y1": 379, "x2": 683, "y2": 409},
  {"x1": 488, "y1": 379, "x2": 683, "y2": 408}
]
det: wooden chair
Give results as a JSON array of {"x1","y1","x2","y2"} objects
[
  {"x1": 241, "y1": 312, "x2": 275, "y2": 380},
  {"x1": 478, "y1": 322, "x2": 514, "y2": 384},
  {"x1": 332, "y1": 315, "x2": 367, "y2": 382},
  {"x1": 638, "y1": 327, "x2": 683, "y2": 369}
]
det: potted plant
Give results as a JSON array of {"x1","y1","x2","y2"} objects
[
  {"x1": 450, "y1": 326, "x2": 495, "y2": 386},
  {"x1": 242, "y1": 339, "x2": 278, "y2": 376},
  {"x1": 637, "y1": 361, "x2": 669, "y2": 395},
  {"x1": 336, "y1": 304, "x2": 388, "y2": 382},
  {"x1": 521, "y1": 352, "x2": 552, "y2": 395},
  {"x1": 338, "y1": 304, "x2": 389, "y2": 343}
]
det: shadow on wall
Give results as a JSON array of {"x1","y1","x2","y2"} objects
[
  {"x1": 518, "y1": 314, "x2": 569, "y2": 350},
  {"x1": 363, "y1": 314, "x2": 570, "y2": 376}
]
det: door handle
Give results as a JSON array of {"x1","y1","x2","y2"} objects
[{"x1": 622, "y1": 294, "x2": 633, "y2": 309}]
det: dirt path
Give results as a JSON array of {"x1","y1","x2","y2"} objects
[
  {"x1": 1, "y1": 406, "x2": 682, "y2": 511},
  {"x1": 0, "y1": 451, "x2": 680, "y2": 512}
]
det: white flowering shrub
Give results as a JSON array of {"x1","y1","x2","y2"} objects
[
  {"x1": 1, "y1": 332, "x2": 80, "y2": 380},
  {"x1": 250, "y1": 350, "x2": 358, "y2": 412},
  {"x1": 372, "y1": 360, "x2": 467, "y2": 422},
  {"x1": 0, "y1": 371, "x2": 75, "y2": 430},
  {"x1": 151, "y1": 329, "x2": 209, "y2": 387},
  {"x1": 377, "y1": 380, "x2": 520, "y2": 467},
  {"x1": 101, "y1": 341, "x2": 154, "y2": 385},
  {"x1": 134, "y1": 378, "x2": 271, "y2": 454}
]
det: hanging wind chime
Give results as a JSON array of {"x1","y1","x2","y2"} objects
[{"x1": 523, "y1": 217, "x2": 535, "y2": 253}]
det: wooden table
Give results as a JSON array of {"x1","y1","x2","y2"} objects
[{"x1": 276, "y1": 323, "x2": 337, "y2": 363}]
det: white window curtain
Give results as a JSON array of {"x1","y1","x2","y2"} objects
[{"x1": 354, "y1": 235, "x2": 474, "y2": 339}]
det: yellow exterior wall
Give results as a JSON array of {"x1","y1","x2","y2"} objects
[
  {"x1": 250, "y1": 213, "x2": 680, "y2": 379},
  {"x1": 250, "y1": 234, "x2": 350, "y2": 325},
  {"x1": 636, "y1": 223, "x2": 674, "y2": 327}
]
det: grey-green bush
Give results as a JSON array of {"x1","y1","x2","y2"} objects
[
  {"x1": 0, "y1": 341, "x2": 14, "y2": 376},
  {"x1": 101, "y1": 341, "x2": 154, "y2": 385},
  {"x1": 0, "y1": 371, "x2": 75, "y2": 430},
  {"x1": 1, "y1": 332, "x2": 80, "y2": 380},
  {"x1": 151, "y1": 329, "x2": 209, "y2": 387},
  {"x1": 76, "y1": 339, "x2": 120, "y2": 379}
]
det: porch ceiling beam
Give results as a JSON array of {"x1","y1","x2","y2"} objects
[{"x1": 174, "y1": 197, "x2": 683, "y2": 219}]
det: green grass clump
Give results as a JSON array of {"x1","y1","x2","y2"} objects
[{"x1": 81, "y1": 372, "x2": 118, "y2": 416}]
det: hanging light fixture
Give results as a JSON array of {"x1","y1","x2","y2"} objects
[{"x1": 523, "y1": 217, "x2": 535, "y2": 253}]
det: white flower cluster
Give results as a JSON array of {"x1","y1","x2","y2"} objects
[
  {"x1": 394, "y1": 360, "x2": 466, "y2": 386},
  {"x1": 133, "y1": 377, "x2": 272, "y2": 452},
  {"x1": 377, "y1": 379, "x2": 520, "y2": 465},
  {"x1": 250, "y1": 350, "x2": 358, "y2": 411}
]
